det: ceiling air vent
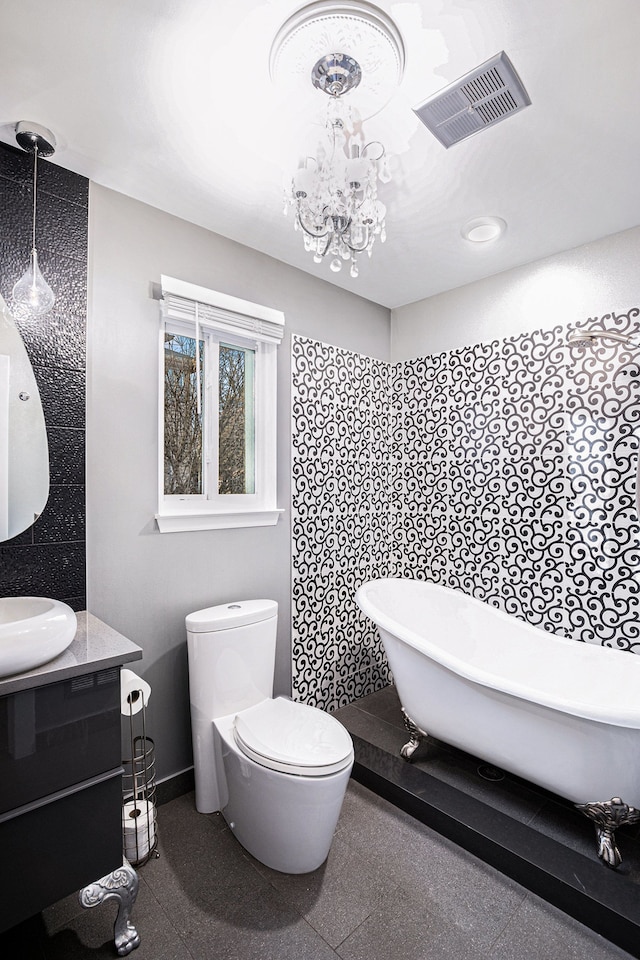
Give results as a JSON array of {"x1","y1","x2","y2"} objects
[{"x1": 413, "y1": 51, "x2": 531, "y2": 148}]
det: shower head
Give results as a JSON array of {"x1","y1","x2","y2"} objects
[{"x1": 568, "y1": 329, "x2": 640, "y2": 348}]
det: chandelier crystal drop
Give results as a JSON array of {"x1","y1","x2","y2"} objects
[{"x1": 285, "y1": 53, "x2": 391, "y2": 278}]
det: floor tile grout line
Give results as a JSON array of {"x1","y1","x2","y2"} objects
[
  {"x1": 330, "y1": 879, "x2": 404, "y2": 953},
  {"x1": 302, "y1": 875, "x2": 406, "y2": 954},
  {"x1": 480, "y1": 885, "x2": 530, "y2": 957},
  {"x1": 136, "y1": 871, "x2": 191, "y2": 947}
]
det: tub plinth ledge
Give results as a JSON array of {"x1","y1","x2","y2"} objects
[
  {"x1": 400, "y1": 709, "x2": 428, "y2": 761},
  {"x1": 576, "y1": 797, "x2": 640, "y2": 869}
]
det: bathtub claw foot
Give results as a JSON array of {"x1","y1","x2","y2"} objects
[
  {"x1": 576, "y1": 798, "x2": 640, "y2": 869},
  {"x1": 400, "y1": 709, "x2": 428, "y2": 761}
]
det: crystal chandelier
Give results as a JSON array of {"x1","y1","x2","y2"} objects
[
  {"x1": 286, "y1": 53, "x2": 391, "y2": 278},
  {"x1": 271, "y1": 1, "x2": 404, "y2": 281}
]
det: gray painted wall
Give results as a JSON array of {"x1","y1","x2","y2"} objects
[
  {"x1": 391, "y1": 226, "x2": 640, "y2": 360},
  {"x1": 86, "y1": 184, "x2": 390, "y2": 782}
]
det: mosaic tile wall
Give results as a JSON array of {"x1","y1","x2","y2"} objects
[
  {"x1": 292, "y1": 308, "x2": 640, "y2": 710},
  {"x1": 291, "y1": 336, "x2": 393, "y2": 709},
  {"x1": 397, "y1": 308, "x2": 640, "y2": 649},
  {"x1": 0, "y1": 142, "x2": 88, "y2": 608}
]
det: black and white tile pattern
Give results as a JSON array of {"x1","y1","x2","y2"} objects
[
  {"x1": 291, "y1": 336, "x2": 392, "y2": 710},
  {"x1": 292, "y1": 310, "x2": 640, "y2": 710},
  {"x1": 565, "y1": 308, "x2": 640, "y2": 649}
]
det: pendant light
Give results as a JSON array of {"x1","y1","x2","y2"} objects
[{"x1": 12, "y1": 121, "x2": 56, "y2": 319}]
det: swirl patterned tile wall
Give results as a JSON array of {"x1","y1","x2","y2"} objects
[
  {"x1": 291, "y1": 310, "x2": 640, "y2": 711},
  {"x1": 291, "y1": 336, "x2": 394, "y2": 710},
  {"x1": 565, "y1": 309, "x2": 640, "y2": 647}
]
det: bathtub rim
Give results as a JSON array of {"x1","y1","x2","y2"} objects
[{"x1": 355, "y1": 577, "x2": 640, "y2": 729}]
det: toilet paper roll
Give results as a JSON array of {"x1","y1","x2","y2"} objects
[
  {"x1": 122, "y1": 799, "x2": 156, "y2": 862},
  {"x1": 120, "y1": 668, "x2": 151, "y2": 716}
]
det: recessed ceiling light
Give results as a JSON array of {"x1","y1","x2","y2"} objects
[{"x1": 461, "y1": 216, "x2": 506, "y2": 243}]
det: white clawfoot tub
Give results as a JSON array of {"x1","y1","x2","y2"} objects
[{"x1": 355, "y1": 577, "x2": 640, "y2": 867}]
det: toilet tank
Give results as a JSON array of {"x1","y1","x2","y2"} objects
[{"x1": 186, "y1": 599, "x2": 278, "y2": 721}]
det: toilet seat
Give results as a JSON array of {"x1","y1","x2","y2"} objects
[{"x1": 233, "y1": 697, "x2": 353, "y2": 776}]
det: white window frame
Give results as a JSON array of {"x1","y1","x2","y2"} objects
[{"x1": 156, "y1": 276, "x2": 284, "y2": 532}]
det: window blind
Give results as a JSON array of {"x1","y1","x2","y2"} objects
[{"x1": 160, "y1": 275, "x2": 285, "y2": 344}]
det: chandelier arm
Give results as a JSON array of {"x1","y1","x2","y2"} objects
[
  {"x1": 296, "y1": 209, "x2": 332, "y2": 240},
  {"x1": 362, "y1": 141, "x2": 385, "y2": 161},
  {"x1": 346, "y1": 192, "x2": 380, "y2": 225},
  {"x1": 318, "y1": 235, "x2": 332, "y2": 258},
  {"x1": 342, "y1": 226, "x2": 372, "y2": 254}
]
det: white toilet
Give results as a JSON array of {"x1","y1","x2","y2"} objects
[{"x1": 185, "y1": 599, "x2": 354, "y2": 873}]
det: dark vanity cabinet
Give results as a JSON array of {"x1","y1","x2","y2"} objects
[{"x1": 0, "y1": 614, "x2": 142, "y2": 932}]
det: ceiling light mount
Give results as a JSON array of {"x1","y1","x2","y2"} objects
[
  {"x1": 15, "y1": 120, "x2": 56, "y2": 158},
  {"x1": 270, "y1": 0, "x2": 405, "y2": 119},
  {"x1": 311, "y1": 53, "x2": 362, "y2": 98}
]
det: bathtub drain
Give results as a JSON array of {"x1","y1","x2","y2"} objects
[{"x1": 477, "y1": 764, "x2": 505, "y2": 782}]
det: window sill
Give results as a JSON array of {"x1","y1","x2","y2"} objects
[{"x1": 155, "y1": 508, "x2": 284, "y2": 533}]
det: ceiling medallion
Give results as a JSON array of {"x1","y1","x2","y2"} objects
[
  {"x1": 270, "y1": 1, "x2": 405, "y2": 120},
  {"x1": 272, "y1": 2, "x2": 405, "y2": 278}
]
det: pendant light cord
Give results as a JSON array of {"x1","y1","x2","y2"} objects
[{"x1": 31, "y1": 140, "x2": 39, "y2": 252}]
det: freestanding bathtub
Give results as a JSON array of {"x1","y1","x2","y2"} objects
[{"x1": 355, "y1": 577, "x2": 640, "y2": 867}]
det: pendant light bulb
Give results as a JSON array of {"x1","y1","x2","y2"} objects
[{"x1": 12, "y1": 249, "x2": 55, "y2": 317}]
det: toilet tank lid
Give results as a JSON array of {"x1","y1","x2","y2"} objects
[{"x1": 186, "y1": 599, "x2": 277, "y2": 632}]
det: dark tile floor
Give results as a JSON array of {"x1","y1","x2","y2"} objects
[{"x1": 1, "y1": 685, "x2": 636, "y2": 960}]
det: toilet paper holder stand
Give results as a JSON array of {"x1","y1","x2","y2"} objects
[{"x1": 122, "y1": 689, "x2": 158, "y2": 867}]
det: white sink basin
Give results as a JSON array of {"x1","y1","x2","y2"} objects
[{"x1": 0, "y1": 597, "x2": 77, "y2": 678}]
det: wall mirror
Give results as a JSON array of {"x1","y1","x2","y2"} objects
[{"x1": 0, "y1": 293, "x2": 49, "y2": 541}]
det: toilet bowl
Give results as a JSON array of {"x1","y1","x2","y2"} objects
[{"x1": 186, "y1": 599, "x2": 354, "y2": 873}]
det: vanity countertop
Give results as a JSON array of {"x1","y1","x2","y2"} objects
[{"x1": 0, "y1": 611, "x2": 142, "y2": 696}]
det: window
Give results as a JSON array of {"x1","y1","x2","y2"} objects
[{"x1": 156, "y1": 276, "x2": 284, "y2": 532}]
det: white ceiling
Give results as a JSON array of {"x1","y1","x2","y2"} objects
[{"x1": 1, "y1": 0, "x2": 639, "y2": 309}]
